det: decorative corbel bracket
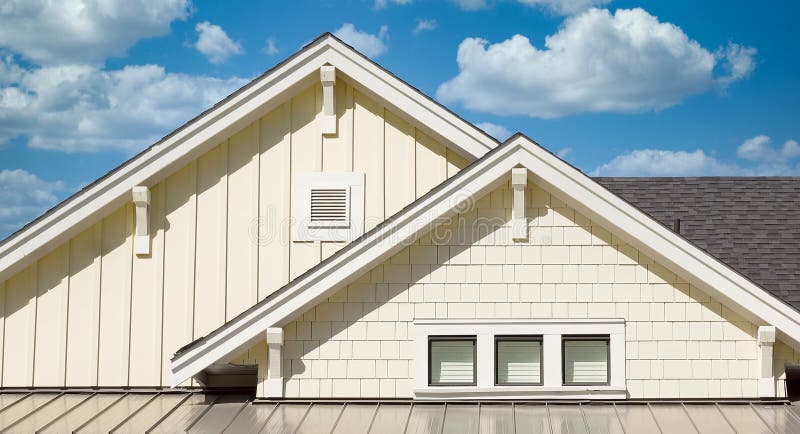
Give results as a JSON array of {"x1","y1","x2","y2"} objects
[
  {"x1": 320, "y1": 65, "x2": 337, "y2": 135},
  {"x1": 511, "y1": 167, "x2": 528, "y2": 241},
  {"x1": 132, "y1": 186, "x2": 151, "y2": 255}
]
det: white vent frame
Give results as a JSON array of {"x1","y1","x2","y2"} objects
[{"x1": 292, "y1": 172, "x2": 365, "y2": 242}]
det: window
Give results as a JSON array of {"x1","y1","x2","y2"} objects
[
  {"x1": 292, "y1": 172, "x2": 364, "y2": 241},
  {"x1": 495, "y1": 336, "x2": 542, "y2": 386},
  {"x1": 428, "y1": 336, "x2": 476, "y2": 386},
  {"x1": 562, "y1": 336, "x2": 610, "y2": 386}
]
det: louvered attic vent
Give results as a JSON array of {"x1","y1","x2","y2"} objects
[
  {"x1": 310, "y1": 188, "x2": 350, "y2": 227},
  {"x1": 293, "y1": 172, "x2": 364, "y2": 242}
]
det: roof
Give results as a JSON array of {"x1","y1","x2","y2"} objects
[
  {"x1": 170, "y1": 134, "x2": 800, "y2": 386},
  {"x1": 0, "y1": 32, "x2": 498, "y2": 284},
  {"x1": 0, "y1": 391, "x2": 797, "y2": 433},
  {"x1": 598, "y1": 177, "x2": 800, "y2": 310}
]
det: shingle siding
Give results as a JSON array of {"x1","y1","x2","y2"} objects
[{"x1": 229, "y1": 181, "x2": 799, "y2": 399}]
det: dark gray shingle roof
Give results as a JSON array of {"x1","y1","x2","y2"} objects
[{"x1": 596, "y1": 177, "x2": 800, "y2": 311}]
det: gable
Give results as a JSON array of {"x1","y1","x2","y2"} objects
[
  {"x1": 0, "y1": 33, "x2": 496, "y2": 285},
  {"x1": 232, "y1": 179, "x2": 770, "y2": 399},
  {"x1": 0, "y1": 73, "x2": 470, "y2": 388},
  {"x1": 171, "y1": 135, "x2": 800, "y2": 387}
]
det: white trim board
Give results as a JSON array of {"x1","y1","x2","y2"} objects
[
  {"x1": 170, "y1": 135, "x2": 800, "y2": 386},
  {"x1": 0, "y1": 33, "x2": 498, "y2": 284}
]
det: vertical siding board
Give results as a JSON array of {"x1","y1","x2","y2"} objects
[
  {"x1": 226, "y1": 125, "x2": 259, "y2": 319},
  {"x1": 289, "y1": 84, "x2": 322, "y2": 279},
  {"x1": 259, "y1": 102, "x2": 291, "y2": 300},
  {"x1": 160, "y1": 165, "x2": 197, "y2": 385},
  {"x1": 97, "y1": 205, "x2": 133, "y2": 386},
  {"x1": 353, "y1": 89, "x2": 385, "y2": 231},
  {"x1": 0, "y1": 82, "x2": 465, "y2": 389},
  {"x1": 65, "y1": 226, "x2": 102, "y2": 386},
  {"x1": 1, "y1": 264, "x2": 37, "y2": 386},
  {"x1": 128, "y1": 183, "x2": 166, "y2": 386},
  {"x1": 321, "y1": 81, "x2": 355, "y2": 260},
  {"x1": 415, "y1": 129, "x2": 447, "y2": 198},
  {"x1": 193, "y1": 145, "x2": 227, "y2": 337},
  {"x1": 384, "y1": 110, "x2": 415, "y2": 216},
  {"x1": 33, "y1": 244, "x2": 70, "y2": 386}
]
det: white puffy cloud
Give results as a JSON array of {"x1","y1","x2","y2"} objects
[
  {"x1": 0, "y1": 56, "x2": 248, "y2": 153},
  {"x1": 475, "y1": 122, "x2": 511, "y2": 140},
  {"x1": 591, "y1": 149, "x2": 740, "y2": 176},
  {"x1": 194, "y1": 21, "x2": 243, "y2": 65},
  {"x1": 262, "y1": 37, "x2": 279, "y2": 56},
  {"x1": 451, "y1": 0, "x2": 490, "y2": 10},
  {"x1": 0, "y1": 0, "x2": 190, "y2": 65},
  {"x1": 437, "y1": 8, "x2": 756, "y2": 118},
  {"x1": 592, "y1": 135, "x2": 800, "y2": 176},
  {"x1": 334, "y1": 23, "x2": 389, "y2": 58},
  {"x1": 736, "y1": 135, "x2": 800, "y2": 163},
  {"x1": 414, "y1": 19, "x2": 438, "y2": 34},
  {"x1": 517, "y1": 0, "x2": 610, "y2": 15},
  {"x1": 0, "y1": 169, "x2": 69, "y2": 236}
]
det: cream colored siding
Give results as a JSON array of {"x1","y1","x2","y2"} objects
[
  {"x1": 273, "y1": 181, "x2": 772, "y2": 399},
  {"x1": 0, "y1": 79, "x2": 465, "y2": 388},
  {"x1": 129, "y1": 182, "x2": 166, "y2": 387}
]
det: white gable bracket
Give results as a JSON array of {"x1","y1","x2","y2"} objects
[
  {"x1": 132, "y1": 186, "x2": 151, "y2": 255},
  {"x1": 511, "y1": 167, "x2": 527, "y2": 241},
  {"x1": 320, "y1": 65, "x2": 336, "y2": 135},
  {"x1": 758, "y1": 325, "x2": 776, "y2": 397}
]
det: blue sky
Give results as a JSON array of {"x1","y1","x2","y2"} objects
[{"x1": 0, "y1": 0, "x2": 798, "y2": 238}]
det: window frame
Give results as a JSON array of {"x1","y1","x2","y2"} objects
[
  {"x1": 494, "y1": 335, "x2": 544, "y2": 386},
  {"x1": 561, "y1": 335, "x2": 611, "y2": 386},
  {"x1": 428, "y1": 335, "x2": 477, "y2": 387}
]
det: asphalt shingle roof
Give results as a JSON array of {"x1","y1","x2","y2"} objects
[{"x1": 596, "y1": 177, "x2": 800, "y2": 311}]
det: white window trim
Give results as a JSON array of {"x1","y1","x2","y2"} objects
[
  {"x1": 413, "y1": 319, "x2": 626, "y2": 400},
  {"x1": 292, "y1": 172, "x2": 364, "y2": 242}
]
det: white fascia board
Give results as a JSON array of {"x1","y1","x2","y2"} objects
[
  {"x1": 170, "y1": 143, "x2": 522, "y2": 386},
  {"x1": 511, "y1": 137, "x2": 800, "y2": 349},
  {"x1": 0, "y1": 35, "x2": 496, "y2": 284}
]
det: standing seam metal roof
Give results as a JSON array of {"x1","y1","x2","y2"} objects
[{"x1": 1, "y1": 391, "x2": 799, "y2": 433}]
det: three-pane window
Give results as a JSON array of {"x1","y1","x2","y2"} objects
[
  {"x1": 428, "y1": 334, "x2": 611, "y2": 387},
  {"x1": 428, "y1": 336, "x2": 476, "y2": 386},
  {"x1": 562, "y1": 336, "x2": 610, "y2": 385},
  {"x1": 495, "y1": 336, "x2": 543, "y2": 385}
]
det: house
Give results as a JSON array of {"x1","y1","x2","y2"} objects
[{"x1": 0, "y1": 33, "x2": 799, "y2": 431}]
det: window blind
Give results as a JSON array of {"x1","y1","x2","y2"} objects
[
  {"x1": 497, "y1": 340, "x2": 541, "y2": 384},
  {"x1": 563, "y1": 339, "x2": 609, "y2": 384},
  {"x1": 430, "y1": 340, "x2": 475, "y2": 385}
]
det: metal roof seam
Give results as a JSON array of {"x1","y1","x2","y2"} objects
[
  {"x1": 73, "y1": 392, "x2": 129, "y2": 433},
  {"x1": 328, "y1": 402, "x2": 347, "y2": 434},
  {"x1": 714, "y1": 402, "x2": 740, "y2": 434},
  {"x1": 35, "y1": 391, "x2": 96, "y2": 433},
  {"x1": 290, "y1": 402, "x2": 313, "y2": 434},
  {"x1": 143, "y1": 392, "x2": 193, "y2": 433},
  {"x1": 680, "y1": 402, "x2": 701, "y2": 434},
  {"x1": 220, "y1": 398, "x2": 252, "y2": 433},
  {"x1": 108, "y1": 391, "x2": 161, "y2": 433},
  {"x1": 184, "y1": 393, "x2": 221, "y2": 432},
  {"x1": 2, "y1": 391, "x2": 64, "y2": 432}
]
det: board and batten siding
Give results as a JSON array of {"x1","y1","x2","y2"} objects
[
  {"x1": 0, "y1": 79, "x2": 468, "y2": 388},
  {"x1": 249, "y1": 180, "x2": 799, "y2": 399}
]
